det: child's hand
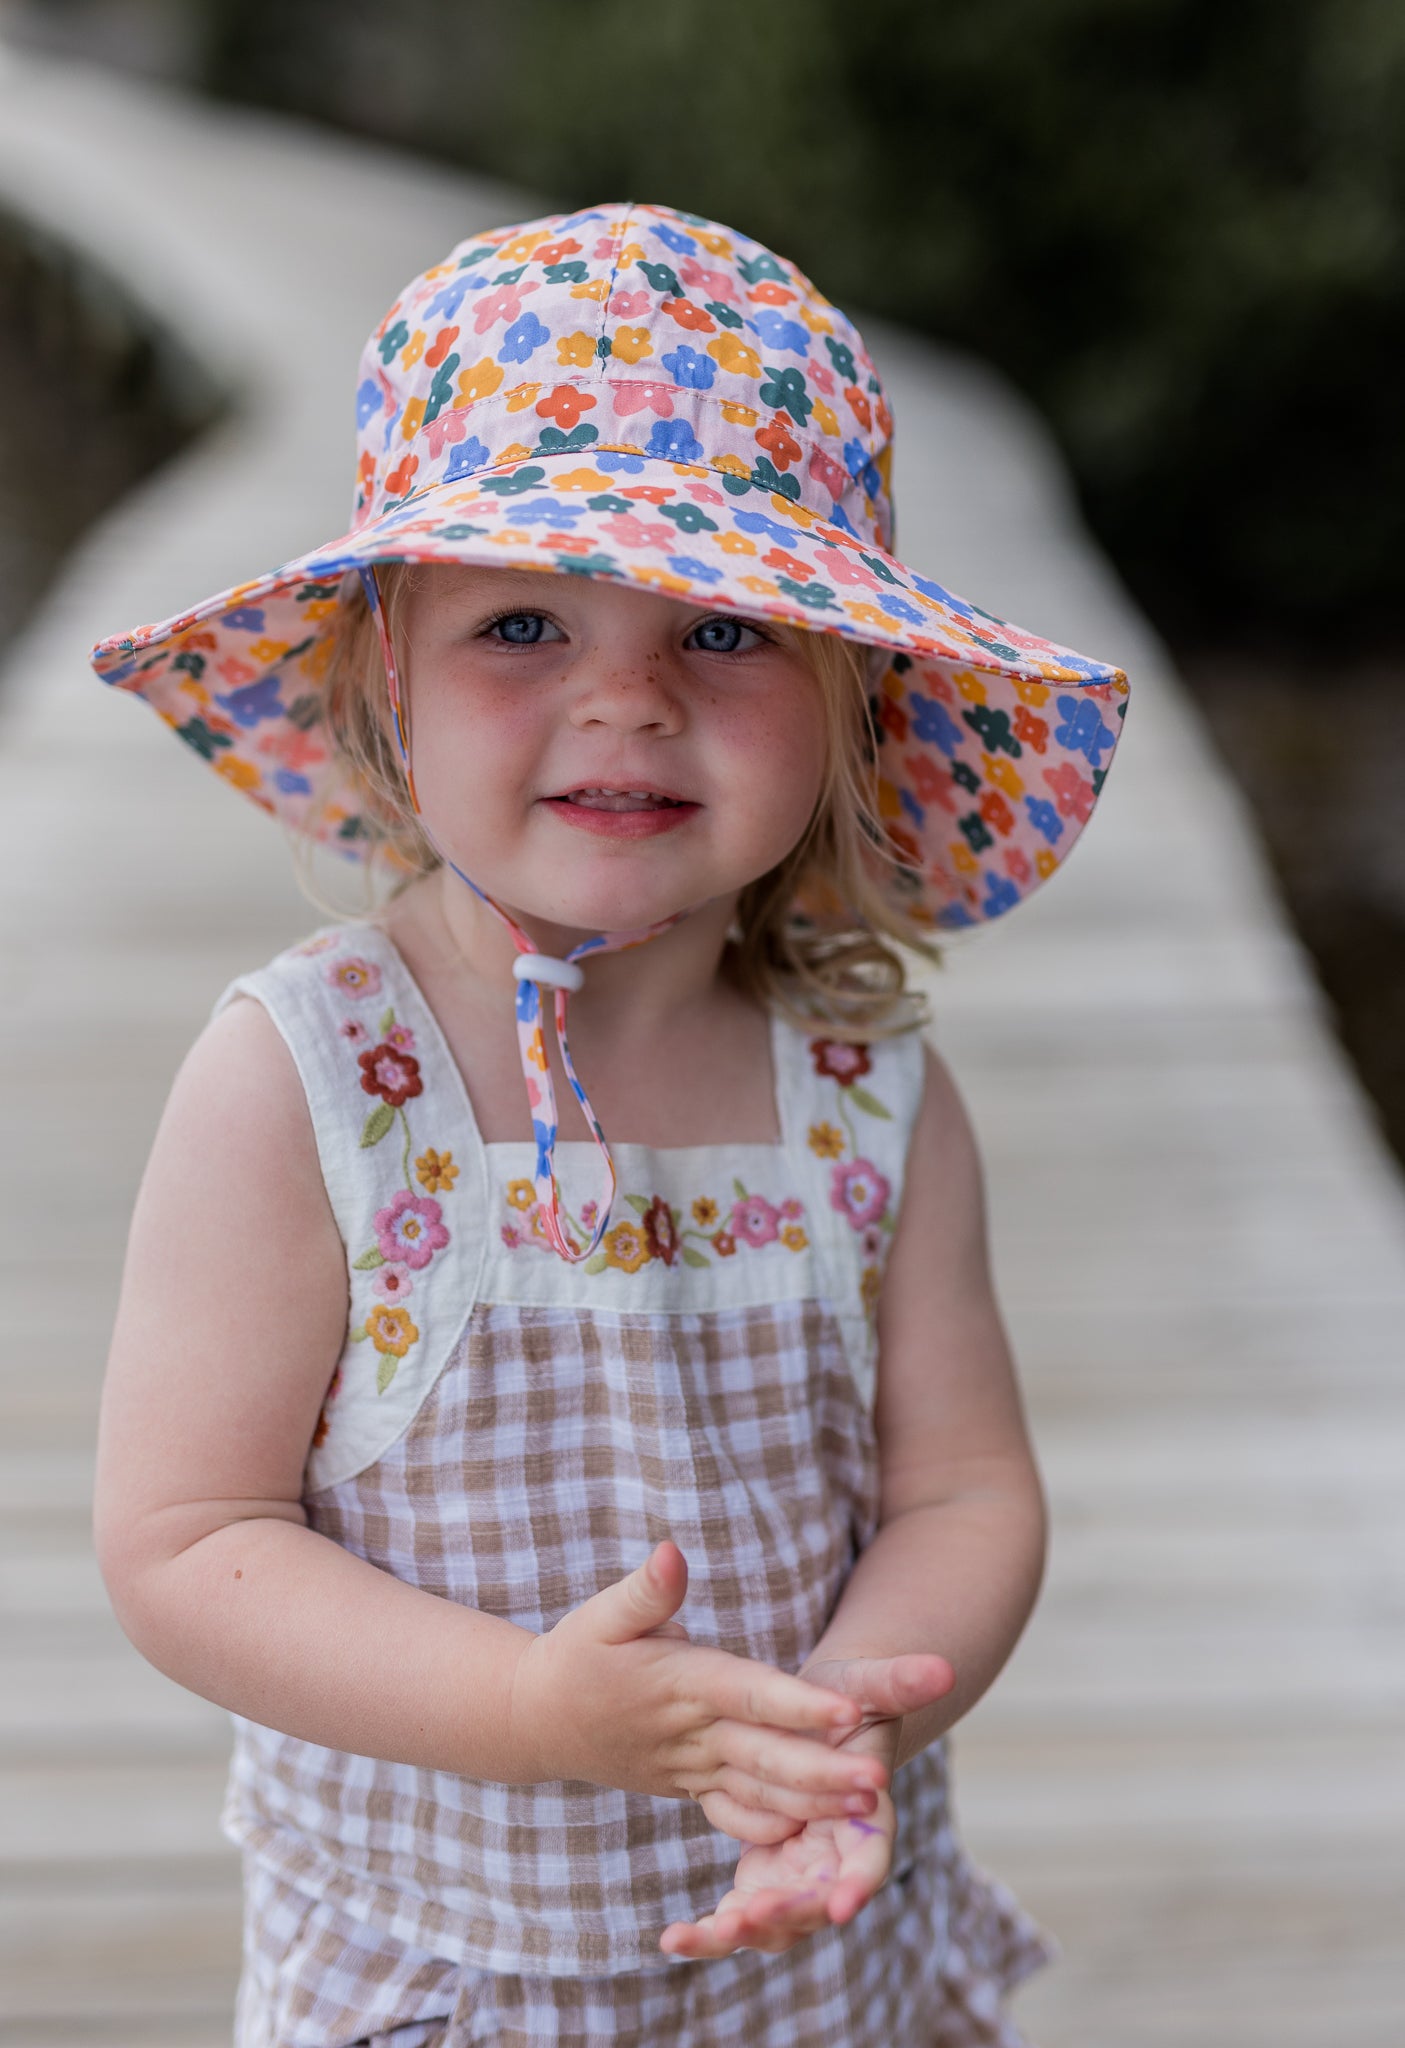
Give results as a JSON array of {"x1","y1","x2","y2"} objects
[{"x1": 509, "y1": 1543, "x2": 888, "y2": 1840}]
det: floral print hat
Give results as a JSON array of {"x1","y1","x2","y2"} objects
[{"x1": 91, "y1": 200, "x2": 1129, "y2": 1260}]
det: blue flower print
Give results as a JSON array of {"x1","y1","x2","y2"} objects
[
  {"x1": 596, "y1": 451, "x2": 646, "y2": 474},
  {"x1": 497, "y1": 311, "x2": 551, "y2": 364},
  {"x1": 273, "y1": 768, "x2": 313, "y2": 797},
  {"x1": 900, "y1": 787, "x2": 925, "y2": 828},
  {"x1": 653, "y1": 224, "x2": 698, "y2": 255},
  {"x1": 748, "y1": 309, "x2": 810, "y2": 354},
  {"x1": 826, "y1": 503, "x2": 860, "y2": 536},
  {"x1": 909, "y1": 570, "x2": 977, "y2": 618},
  {"x1": 356, "y1": 378, "x2": 384, "y2": 429},
  {"x1": 1025, "y1": 795, "x2": 1065, "y2": 845},
  {"x1": 1054, "y1": 694, "x2": 1116, "y2": 768},
  {"x1": 843, "y1": 439, "x2": 884, "y2": 500},
  {"x1": 660, "y1": 344, "x2": 716, "y2": 390},
  {"x1": 512, "y1": 496, "x2": 587, "y2": 528},
  {"x1": 876, "y1": 592, "x2": 923, "y2": 624},
  {"x1": 908, "y1": 692, "x2": 965, "y2": 755},
  {"x1": 215, "y1": 675, "x2": 283, "y2": 729},
  {"x1": 668, "y1": 555, "x2": 722, "y2": 582},
  {"x1": 937, "y1": 900, "x2": 977, "y2": 931},
  {"x1": 645, "y1": 418, "x2": 705, "y2": 461},
  {"x1": 733, "y1": 508, "x2": 800, "y2": 547},
  {"x1": 425, "y1": 277, "x2": 473, "y2": 321},
  {"x1": 222, "y1": 606, "x2": 267, "y2": 633},
  {"x1": 982, "y1": 872, "x2": 1021, "y2": 918}
]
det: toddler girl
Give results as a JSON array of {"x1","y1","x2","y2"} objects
[{"x1": 90, "y1": 202, "x2": 1128, "y2": 2047}]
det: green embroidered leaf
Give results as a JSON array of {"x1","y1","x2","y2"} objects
[
  {"x1": 349, "y1": 1323, "x2": 368, "y2": 1344},
  {"x1": 682, "y1": 1245, "x2": 710, "y2": 1269},
  {"x1": 376, "y1": 1352, "x2": 400, "y2": 1394},
  {"x1": 623, "y1": 1193, "x2": 650, "y2": 1215},
  {"x1": 378, "y1": 1007, "x2": 396, "y2": 1034},
  {"x1": 360, "y1": 1103, "x2": 395, "y2": 1148},
  {"x1": 584, "y1": 1253, "x2": 610, "y2": 1275},
  {"x1": 351, "y1": 1247, "x2": 385, "y2": 1270},
  {"x1": 732, "y1": 1177, "x2": 748, "y2": 1199},
  {"x1": 847, "y1": 1085, "x2": 892, "y2": 1120}
]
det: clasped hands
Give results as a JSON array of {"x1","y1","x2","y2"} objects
[{"x1": 509, "y1": 1541, "x2": 955, "y2": 1959}]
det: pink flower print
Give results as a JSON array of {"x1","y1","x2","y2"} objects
[
  {"x1": 609, "y1": 288, "x2": 651, "y2": 317},
  {"x1": 387, "y1": 1023, "x2": 417, "y2": 1053},
  {"x1": 806, "y1": 356, "x2": 837, "y2": 396},
  {"x1": 328, "y1": 956, "x2": 383, "y2": 1000},
  {"x1": 1042, "y1": 760, "x2": 1095, "y2": 824},
  {"x1": 830, "y1": 1159, "x2": 891, "y2": 1231},
  {"x1": 730, "y1": 1195, "x2": 780, "y2": 1248},
  {"x1": 611, "y1": 380, "x2": 675, "y2": 420},
  {"x1": 339, "y1": 1018, "x2": 370, "y2": 1047},
  {"x1": 602, "y1": 512, "x2": 676, "y2": 551},
  {"x1": 679, "y1": 256, "x2": 739, "y2": 303},
  {"x1": 817, "y1": 536, "x2": 884, "y2": 587},
  {"x1": 472, "y1": 279, "x2": 539, "y2": 334},
  {"x1": 501, "y1": 1224, "x2": 521, "y2": 1249},
  {"x1": 580, "y1": 1199, "x2": 600, "y2": 1230},
  {"x1": 779, "y1": 1198, "x2": 805, "y2": 1221},
  {"x1": 374, "y1": 1190, "x2": 449, "y2": 1270},
  {"x1": 372, "y1": 1262, "x2": 415, "y2": 1304}
]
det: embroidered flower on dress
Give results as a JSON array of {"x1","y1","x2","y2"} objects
[
  {"x1": 731, "y1": 1194, "x2": 780, "y2": 1247},
  {"x1": 415, "y1": 1147, "x2": 458, "y2": 1193},
  {"x1": 339, "y1": 1018, "x2": 371, "y2": 1047},
  {"x1": 604, "y1": 1219, "x2": 650, "y2": 1273},
  {"x1": 506, "y1": 1178, "x2": 536, "y2": 1211},
  {"x1": 712, "y1": 1230, "x2": 738, "y2": 1257},
  {"x1": 807, "y1": 1120, "x2": 844, "y2": 1158},
  {"x1": 328, "y1": 955, "x2": 383, "y2": 999},
  {"x1": 374, "y1": 1189, "x2": 450, "y2": 1269},
  {"x1": 372, "y1": 1262, "x2": 414, "y2": 1303},
  {"x1": 358, "y1": 1041, "x2": 423, "y2": 1107},
  {"x1": 387, "y1": 1023, "x2": 417, "y2": 1053},
  {"x1": 366, "y1": 1303, "x2": 419, "y2": 1356},
  {"x1": 643, "y1": 1195, "x2": 680, "y2": 1265},
  {"x1": 691, "y1": 1196, "x2": 719, "y2": 1227},
  {"x1": 830, "y1": 1157, "x2": 891, "y2": 1229},
  {"x1": 810, "y1": 1039, "x2": 871, "y2": 1084},
  {"x1": 781, "y1": 1222, "x2": 809, "y2": 1252}
]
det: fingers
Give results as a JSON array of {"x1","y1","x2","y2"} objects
[
  {"x1": 695, "y1": 1788, "x2": 801, "y2": 1845},
  {"x1": 710, "y1": 1722, "x2": 887, "y2": 1799},
  {"x1": 586, "y1": 1541, "x2": 689, "y2": 1645},
  {"x1": 660, "y1": 1881, "x2": 872, "y2": 1960},
  {"x1": 697, "y1": 1653, "x2": 862, "y2": 1738},
  {"x1": 704, "y1": 1766, "x2": 878, "y2": 1827},
  {"x1": 859, "y1": 1653, "x2": 955, "y2": 1717}
]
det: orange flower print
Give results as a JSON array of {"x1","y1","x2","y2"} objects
[
  {"x1": 506, "y1": 1178, "x2": 536, "y2": 1211},
  {"x1": 366, "y1": 1304, "x2": 419, "y2": 1357},
  {"x1": 756, "y1": 420, "x2": 801, "y2": 470},
  {"x1": 844, "y1": 384, "x2": 872, "y2": 428},
  {"x1": 661, "y1": 295, "x2": 715, "y2": 332},
  {"x1": 536, "y1": 384, "x2": 597, "y2": 429},
  {"x1": 711, "y1": 1231, "x2": 738, "y2": 1258},
  {"x1": 604, "y1": 1220, "x2": 651, "y2": 1273},
  {"x1": 807, "y1": 1121, "x2": 845, "y2": 1159},
  {"x1": 611, "y1": 325, "x2": 653, "y2": 364},
  {"x1": 415, "y1": 1148, "x2": 459, "y2": 1194}
]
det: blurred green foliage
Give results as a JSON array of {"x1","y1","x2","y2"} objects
[{"x1": 200, "y1": 0, "x2": 1405, "y2": 647}]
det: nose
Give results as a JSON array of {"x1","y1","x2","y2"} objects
[{"x1": 567, "y1": 650, "x2": 685, "y2": 735}]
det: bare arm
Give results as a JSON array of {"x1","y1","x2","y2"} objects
[
  {"x1": 93, "y1": 997, "x2": 873, "y2": 1819},
  {"x1": 800, "y1": 1042, "x2": 1047, "y2": 1769}
]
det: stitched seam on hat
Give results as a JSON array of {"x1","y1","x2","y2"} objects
[{"x1": 593, "y1": 202, "x2": 635, "y2": 393}]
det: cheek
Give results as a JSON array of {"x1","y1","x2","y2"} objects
[{"x1": 713, "y1": 684, "x2": 828, "y2": 828}]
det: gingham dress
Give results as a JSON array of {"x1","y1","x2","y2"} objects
[{"x1": 215, "y1": 923, "x2": 1054, "y2": 2048}]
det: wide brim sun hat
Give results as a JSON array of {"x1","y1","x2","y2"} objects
[{"x1": 92, "y1": 199, "x2": 1128, "y2": 937}]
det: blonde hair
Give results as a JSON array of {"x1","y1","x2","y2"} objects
[{"x1": 310, "y1": 565, "x2": 937, "y2": 1038}]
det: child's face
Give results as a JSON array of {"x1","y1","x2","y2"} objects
[{"x1": 396, "y1": 566, "x2": 829, "y2": 939}]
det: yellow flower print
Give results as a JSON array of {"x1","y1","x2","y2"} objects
[
  {"x1": 401, "y1": 328, "x2": 427, "y2": 369},
  {"x1": 1035, "y1": 847, "x2": 1058, "y2": 879},
  {"x1": 499, "y1": 229, "x2": 549, "y2": 264},
  {"x1": 811, "y1": 399, "x2": 840, "y2": 437},
  {"x1": 983, "y1": 755, "x2": 1025, "y2": 799},
  {"x1": 691, "y1": 1196, "x2": 719, "y2": 1227},
  {"x1": 604, "y1": 1220, "x2": 651, "y2": 1273},
  {"x1": 738, "y1": 574, "x2": 779, "y2": 598},
  {"x1": 366, "y1": 1304, "x2": 419, "y2": 1357},
  {"x1": 707, "y1": 334, "x2": 761, "y2": 378},
  {"x1": 507, "y1": 1179, "x2": 536, "y2": 1211},
  {"x1": 718, "y1": 530, "x2": 757, "y2": 556},
  {"x1": 841, "y1": 600, "x2": 893, "y2": 631},
  {"x1": 953, "y1": 668, "x2": 988, "y2": 703},
  {"x1": 1013, "y1": 676, "x2": 1051, "y2": 706},
  {"x1": 505, "y1": 381, "x2": 543, "y2": 412},
  {"x1": 400, "y1": 396, "x2": 426, "y2": 440},
  {"x1": 720, "y1": 401, "x2": 758, "y2": 426},
  {"x1": 247, "y1": 638, "x2": 289, "y2": 665},
  {"x1": 694, "y1": 228, "x2": 733, "y2": 257},
  {"x1": 950, "y1": 841, "x2": 979, "y2": 876},
  {"x1": 456, "y1": 358, "x2": 504, "y2": 405},
  {"x1": 781, "y1": 1223, "x2": 809, "y2": 1252},
  {"x1": 570, "y1": 277, "x2": 609, "y2": 302},
  {"x1": 808, "y1": 1121, "x2": 845, "y2": 1159},
  {"x1": 557, "y1": 330, "x2": 597, "y2": 367},
  {"x1": 799, "y1": 304, "x2": 833, "y2": 334},
  {"x1": 551, "y1": 467, "x2": 611, "y2": 492},
  {"x1": 611, "y1": 325, "x2": 653, "y2": 364},
  {"x1": 216, "y1": 756, "x2": 261, "y2": 792},
  {"x1": 416, "y1": 1148, "x2": 459, "y2": 1194},
  {"x1": 713, "y1": 452, "x2": 751, "y2": 481}
]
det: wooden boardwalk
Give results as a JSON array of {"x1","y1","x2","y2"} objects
[{"x1": 3, "y1": 42, "x2": 1404, "y2": 2048}]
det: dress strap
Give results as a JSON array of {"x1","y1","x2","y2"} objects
[
  {"x1": 211, "y1": 923, "x2": 490, "y2": 1490},
  {"x1": 772, "y1": 1013, "x2": 928, "y2": 1410}
]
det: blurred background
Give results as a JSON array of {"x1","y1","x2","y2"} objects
[
  {"x1": 3, "y1": 0, "x2": 1404, "y2": 1162},
  {"x1": 2, "y1": 6, "x2": 1404, "y2": 2045}
]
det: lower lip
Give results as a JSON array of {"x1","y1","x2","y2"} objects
[{"x1": 541, "y1": 798, "x2": 700, "y2": 839}]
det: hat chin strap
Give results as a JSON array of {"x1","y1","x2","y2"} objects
[{"x1": 357, "y1": 566, "x2": 682, "y2": 1263}]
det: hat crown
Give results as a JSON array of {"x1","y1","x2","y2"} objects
[{"x1": 352, "y1": 202, "x2": 895, "y2": 550}]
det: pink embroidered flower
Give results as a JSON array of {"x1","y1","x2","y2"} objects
[
  {"x1": 372, "y1": 1262, "x2": 414, "y2": 1303},
  {"x1": 810, "y1": 1038, "x2": 871, "y2": 1084},
  {"x1": 643, "y1": 1195, "x2": 679, "y2": 1267},
  {"x1": 358, "y1": 1042, "x2": 423, "y2": 1108},
  {"x1": 779, "y1": 1197, "x2": 804, "y2": 1220},
  {"x1": 328, "y1": 956, "x2": 383, "y2": 999},
  {"x1": 387, "y1": 1023, "x2": 417, "y2": 1053},
  {"x1": 730, "y1": 1195, "x2": 780, "y2": 1248},
  {"x1": 339, "y1": 1018, "x2": 370, "y2": 1047},
  {"x1": 580, "y1": 1199, "x2": 600, "y2": 1230},
  {"x1": 830, "y1": 1158, "x2": 890, "y2": 1230},
  {"x1": 374, "y1": 1189, "x2": 449, "y2": 1270},
  {"x1": 501, "y1": 1224, "x2": 521, "y2": 1249}
]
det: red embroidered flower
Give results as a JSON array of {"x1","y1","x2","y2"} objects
[
  {"x1": 358, "y1": 1042, "x2": 423, "y2": 1107},
  {"x1": 810, "y1": 1039, "x2": 871, "y2": 1085},
  {"x1": 711, "y1": 1230, "x2": 738, "y2": 1258},
  {"x1": 643, "y1": 1195, "x2": 680, "y2": 1267}
]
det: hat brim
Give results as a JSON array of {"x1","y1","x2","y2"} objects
[{"x1": 91, "y1": 448, "x2": 1128, "y2": 929}]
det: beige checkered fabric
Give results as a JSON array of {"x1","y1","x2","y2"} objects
[{"x1": 220, "y1": 929, "x2": 1056, "y2": 2041}]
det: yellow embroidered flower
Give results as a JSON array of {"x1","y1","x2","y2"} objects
[
  {"x1": 781, "y1": 1223, "x2": 809, "y2": 1252},
  {"x1": 506, "y1": 1179, "x2": 536, "y2": 1211},
  {"x1": 691, "y1": 1196, "x2": 719, "y2": 1228},
  {"x1": 604, "y1": 1221, "x2": 651, "y2": 1273},
  {"x1": 808, "y1": 1121, "x2": 845, "y2": 1159},
  {"x1": 415, "y1": 1148, "x2": 459, "y2": 1194},
  {"x1": 366, "y1": 1304, "x2": 419, "y2": 1357},
  {"x1": 611, "y1": 325, "x2": 653, "y2": 364}
]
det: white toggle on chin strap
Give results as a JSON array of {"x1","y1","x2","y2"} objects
[{"x1": 512, "y1": 953, "x2": 585, "y2": 994}]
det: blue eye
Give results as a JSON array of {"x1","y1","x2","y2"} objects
[
  {"x1": 491, "y1": 612, "x2": 551, "y2": 644},
  {"x1": 690, "y1": 615, "x2": 757, "y2": 654}
]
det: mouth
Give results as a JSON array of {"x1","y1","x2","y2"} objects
[
  {"x1": 541, "y1": 784, "x2": 700, "y2": 839},
  {"x1": 549, "y1": 785, "x2": 693, "y2": 813}
]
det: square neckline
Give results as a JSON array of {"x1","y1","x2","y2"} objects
[{"x1": 366, "y1": 922, "x2": 796, "y2": 1162}]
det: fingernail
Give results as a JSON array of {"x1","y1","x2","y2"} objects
[{"x1": 844, "y1": 1795, "x2": 873, "y2": 1815}]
